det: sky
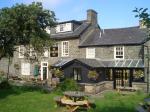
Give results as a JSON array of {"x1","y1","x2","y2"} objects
[{"x1": 0, "y1": 0, "x2": 150, "y2": 29}]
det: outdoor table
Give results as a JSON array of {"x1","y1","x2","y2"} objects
[
  {"x1": 63, "y1": 91, "x2": 86, "y2": 102},
  {"x1": 59, "y1": 91, "x2": 90, "y2": 111}
]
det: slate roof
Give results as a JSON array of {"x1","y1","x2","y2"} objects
[
  {"x1": 76, "y1": 58, "x2": 106, "y2": 68},
  {"x1": 51, "y1": 22, "x2": 90, "y2": 39},
  {"x1": 52, "y1": 58, "x2": 144, "y2": 68},
  {"x1": 56, "y1": 20, "x2": 82, "y2": 25},
  {"x1": 79, "y1": 26, "x2": 148, "y2": 47}
]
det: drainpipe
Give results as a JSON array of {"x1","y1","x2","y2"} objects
[{"x1": 144, "y1": 45, "x2": 150, "y2": 93}]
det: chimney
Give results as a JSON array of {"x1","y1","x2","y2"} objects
[{"x1": 87, "y1": 9, "x2": 98, "y2": 25}]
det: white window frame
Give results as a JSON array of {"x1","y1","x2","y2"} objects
[
  {"x1": 61, "y1": 41, "x2": 69, "y2": 57},
  {"x1": 41, "y1": 61, "x2": 48, "y2": 80},
  {"x1": 114, "y1": 46, "x2": 124, "y2": 60},
  {"x1": 19, "y1": 45, "x2": 24, "y2": 58},
  {"x1": 30, "y1": 47, "x2": 34, "y2": 57},
  {"x1": 21, "y1": 63, "x2": 30, "y2": 75},
  {"x1": 60, "y1": 24, "x2": 65, "y2": 32},
  {"x1": 56, "y1": 23, "x2": 72, "y2": 33},
  {"x1": 86, "y1": 48, "x2": 95, "y2": 59}
]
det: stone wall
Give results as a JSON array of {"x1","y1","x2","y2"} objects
[
  {"x1": 80, "y1": 81, "x2": 113, "y2": 94},
  {"x1": 95, "y1": 45, "x2": 143, "y2": 60},
  {"x1": 0, "y1": 38, "x2": 145, "y2": 81},
  {"x1": 132, "y1": 82, "x2": 147, "y2": 92},
  {"x1": 81, "y1": 81, "x2": 147, "y2": 94}
]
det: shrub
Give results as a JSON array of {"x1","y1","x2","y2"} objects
[
  {"x1": 88, "y1": 70, "x2": 98, "y2": 80},
  {"x1": 0, "y1": 70, "x2": 6, "y2": 81},
  {"x1": 0, "y1": 80, "x2": 11, "y2": 89},
  {"x1": 52, "y1": 68, "x2": 63, "y2": 78},
  {"x1": 55, "y1": 78, "x2": 79, "y2": 93}
]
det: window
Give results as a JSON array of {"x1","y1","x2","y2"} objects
[
  {"x1": 21, "y1": 63, "x2": 30, "y2": 75},
  {"x1": 30, "y1": 47, "x2": 36, "y2": 57},
  {"x1": 105, "y1": 69, "x2": 113, "y2": 81},
  {"x1": 62, "y1": 41, "x2": 69, "y2": 57},
  {"x1": 56, "y1": 23, "x2": 72, "y2": 33},
  {"x1": 19, "y1": 45, "x2": 24, "y2": 58},
  {"x1": 60, "y1": 24, "x2": 64, "y2": 31},
  {"x1": 43, "y1": 49, "x2": 49, "y2": 57},
  {"x1": 114, "y1": 46, "x2": 124, "y2": 59},
  {"x1": 73, "y1": 68, "x2": 81, "y2": 81},
  {"x1": 86, "y1": 48, "x2": 95, "y2": 59}
]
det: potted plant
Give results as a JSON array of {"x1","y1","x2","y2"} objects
[
  {"x1": 51, "y1": 68, "x2": 63, "y2": 86},
  {"x1": 88, "y1": 70, "x2": 98, "y2": 81}
]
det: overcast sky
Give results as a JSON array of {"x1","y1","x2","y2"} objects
[{"x1": 0, "y1": 0, "x2": 150, "y2": 29}]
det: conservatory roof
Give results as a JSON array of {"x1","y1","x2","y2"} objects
[{"x1": 52, "y1": 58, "x2": 144, "y2": 68}]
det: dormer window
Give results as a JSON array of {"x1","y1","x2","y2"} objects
[
  {"x1": 56, "y1": 23, "x2": 72, "y2": 33},
  {"x1": 60, "y1": 24, "x2": 65, "y2": 31}
]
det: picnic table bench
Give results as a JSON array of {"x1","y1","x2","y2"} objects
[{"x1": 54, "y1": 91, "x2": 96, "y2": 112}]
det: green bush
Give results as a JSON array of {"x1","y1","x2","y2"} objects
[
  {"x1": 55, "y1": 78, "x2": 79, "y2": 93},
  {"x1": 0, "y1": 80, "x2": 11, "y2": 89},
  {"x1": 0, "y1": 70, "x2": 6, "y2": 81},
  {"x1": 104, "y1": 91, "x2": 121, "y2": 99}
]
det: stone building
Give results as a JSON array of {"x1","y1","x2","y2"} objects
[{"x1": 0, "y1": 9, "x2": 149, "y2": 93}]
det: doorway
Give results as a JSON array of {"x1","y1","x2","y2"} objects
[
  {"x1": 41, "y1": 62, "x2": 48, "y2": 80},
  {"x1": 114, "y1": 69, "x2": 131, "y2": 89}
]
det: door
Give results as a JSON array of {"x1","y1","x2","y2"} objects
[
  {"x1": 41, "y1": 62, "x2": 48, "y2": 80},
  {"x1": 73, "y1": 68, "x2": 81, "y2": 82},
  {"x1": 114, "y1": 69, "x2": 131, "y2": 89}
]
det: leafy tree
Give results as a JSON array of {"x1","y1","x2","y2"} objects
[
  {"x1": 133, "y1": 8, "x2": 150, "y2": 38},
  {"x1": 0, "y1": 2, "x2": 56, "y2": 60},
  {"x1": 133, "y1": 8, "x2": 150, "y2": 92},
  {"x1": 0, "y1": 2, "x2": 56, "y2": 80}
]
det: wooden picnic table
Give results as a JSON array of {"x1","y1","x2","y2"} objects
[
  {"x1": 63, "y1": 91, "x2": 86, "y2": 102},
  {"x1": 54, "y1": 91, "x2": 94, "y2": 112}
]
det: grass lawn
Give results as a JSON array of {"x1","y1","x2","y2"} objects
[{"x1": 0, "y1": 86, "x2": 148, "y2": 112}]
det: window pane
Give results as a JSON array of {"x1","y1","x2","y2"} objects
[
  {"x1": 62, "y1": 41, "x2": 69, "y2": 57},
  {"x1": 115, "y1": 46, "x2": 124, "y2": 59}
]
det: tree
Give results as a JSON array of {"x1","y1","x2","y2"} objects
[
  {"x1": 133, "y1": 8, "x2": 150, "y2": 38},
  {"x1": 0, "y1": 2, "x2": 56, "y2": 80},
  {"x1": 0, "y1": 2, "x2": 56, "y2": 60},
  {"x1": 133, "y1": 8, "x2": 150, "y2": 93}
]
